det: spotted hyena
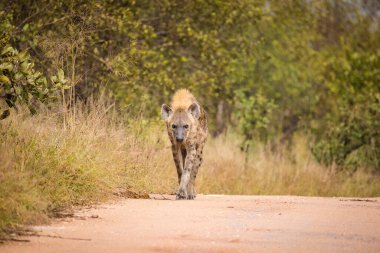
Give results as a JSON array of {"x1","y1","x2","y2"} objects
[{"x1": 161, "y1": 89, "x2": 208, "y2": 200}]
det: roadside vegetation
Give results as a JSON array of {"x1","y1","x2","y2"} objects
[
  {"x1": 1, "y1": 0, "x2": 379, "y2": 238},
  {"x1": 1, "y1": 101, "x2": 379, "y2": 238}
]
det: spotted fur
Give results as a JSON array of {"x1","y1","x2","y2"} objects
[{"x1": 161, "y1": 89, "x2": 208, "y2": 200}]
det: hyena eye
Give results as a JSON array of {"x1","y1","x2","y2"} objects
[
  {"x1": 172, "y1": 124, "x2": 177, "y2": 129},
  {"x1": 184, "y1": 124, "x2": 189, "y2": 129}
]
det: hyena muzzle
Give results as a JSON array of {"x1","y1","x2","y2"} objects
[{"x1": 161, "y1": 89, "x2": 208, "y2": 200}]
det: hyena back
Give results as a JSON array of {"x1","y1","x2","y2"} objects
[{"x1": 161, "y1": 89, "x2": 208, "y2": 200}]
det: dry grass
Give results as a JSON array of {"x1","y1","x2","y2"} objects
[
  {"x1": 1, "y1": 100, "x2": 379, "y2": 237},
  {"x1": 198, "y1": 134, "x2": 380, "y2": 197},
  {"x1": 135, "y1": 127, "x2": 380, "y2": 197},
  {"x1": 0, "y1": 99, "x2": 144, "y2": 236}
]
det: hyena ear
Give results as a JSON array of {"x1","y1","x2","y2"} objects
[
  {"x1": 188, "y1": 102, "x2": 200, "y2": 119},
  {"x1": 161, "y1": 104, "x2": 172, "y2": 121}
]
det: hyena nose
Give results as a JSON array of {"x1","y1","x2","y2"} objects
[{"x1": 176, "y1": 137, "x2": 184, "y2": 142}]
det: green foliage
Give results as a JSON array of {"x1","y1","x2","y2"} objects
[
  {"x1": 234, "y1": 90, "x2": 276, "y2": 146},
  {"x1": 0, "y1": 45, "x2": 67, "y2": 119},
  {"x1": 108, "y1": 0, "x2": 263, "y2": 123},
  {"x1": 312, "y1": 43, "x2": 380, "y2": 171},
  {"x1": 230, "y1": 0, "x2": 326, "y2": 144},
  {"x1": 229, "y1": 1, "x2": 380, "y2": 171},
  {"x1": 0, "y1": 0, "x2": 379, "y2": 171}
]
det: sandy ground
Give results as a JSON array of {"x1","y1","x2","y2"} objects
[{"x1": 1, "y1": 195, "x2": 379, "y2": 253}]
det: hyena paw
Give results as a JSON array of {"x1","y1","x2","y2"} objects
[
  {"x1": 186, "y1": 185, "x2": 196, "y2": 200},
  {"x1": 187, "y1": 193, "x2": 196, "y2": 200},
  {"x1": 187, "y1": 188, "x2": 197, "y2": 200},
  {"x1": 176, "y1": 188, "x2": 187, "y2": 200}
]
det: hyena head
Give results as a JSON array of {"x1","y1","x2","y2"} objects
[{"x1": 161, "y1": 103, "x2": 200, "y2": 143}]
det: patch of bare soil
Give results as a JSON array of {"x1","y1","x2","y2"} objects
[{"x1": 1, "y1": 195, "x2": 379, "y2": 253}]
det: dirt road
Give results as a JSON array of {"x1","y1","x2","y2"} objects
[{"x1": 1, "y1": 195, "x2": 379, "y2": 253}]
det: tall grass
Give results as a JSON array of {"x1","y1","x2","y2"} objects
[
  {"x1": 1, "y1": 99, "x2": 379, "y2": 237},
  {"x1": 132, "y1": 125, "x2": 380, "y2": 197},
  {"x1": 198, "y1": 134, "x2": 380, "y2": 196},
  {"x1": 0, "y1": 99, "x2": 145, "y2": 236}
]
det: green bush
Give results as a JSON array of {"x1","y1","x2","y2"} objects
[
  {"x1": 312, "y1": 47, "x2": 380, "y2": 171},
  {"x1": 0, "y1": 44, "x2": 68, "y2": 119}
]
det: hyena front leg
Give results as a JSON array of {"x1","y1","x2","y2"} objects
[
  {"x1": 187, "y1": 144, "x2": 205, "y2": 199},
  {"x1": 177, "y1": 145, "x2": 196, "y2": 200},
  {"x1": 186, "y1": 181, "x2": 195, "y2": 200},
  {"x1": 187, "y1": 157, "x2": 201, "y2": 199},
  {"x1": 171, "y1": 144, "x2": 183, "y2": 184}
]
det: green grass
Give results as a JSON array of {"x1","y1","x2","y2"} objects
[{"x1": 1, "y1": 101, "x2": 379, "y2": 238}]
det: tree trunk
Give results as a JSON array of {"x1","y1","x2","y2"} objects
[{"x1": 213, "y1": 100, "x2": 225, "y2": 137}]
